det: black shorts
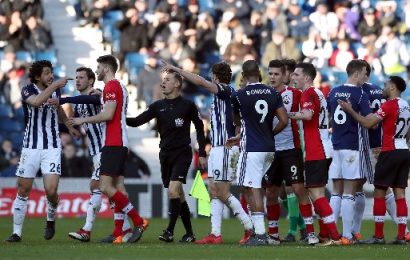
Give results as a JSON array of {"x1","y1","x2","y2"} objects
[
  {"x1": 100, "y1": 146, "x2": 128, "y2": 177},
  {"x1": 374, "y1": 150, "x2": 410, "y2": 189},
  {"x1": 159, "y1": 146, "x2": 192, "y2": 188},
  {"x1": 265, "y1": 149, "x2": 304, "y2": 187},
  {"x1": 304, "y1": 158, "x2": 331, "y2": 188}
]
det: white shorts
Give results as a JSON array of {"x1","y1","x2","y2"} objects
[
  {"x1": 236, "y1": 151, "x2": 275, "y2": 188},
  {"x1": 16, "y1": 148, "x2": 62, "y2": 178},
  {"x1": 91, "y1": 152, "x2": 101, "y2": 181},
  {"x1": 208, "y1": 146, "x2": 239, "y2": 181},
  {"x1": 329, "y1": 150, "x2": 367, "y2": 180}
]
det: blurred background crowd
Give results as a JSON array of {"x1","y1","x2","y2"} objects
[{"x1": 1, "y1": 0, "x2": 410, "y2": 178}]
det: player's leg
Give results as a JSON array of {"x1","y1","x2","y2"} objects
[
  {"x1": 351, "y1": 179, "x2": 366, "y2": 240},
  {"x1": 70, "y1": 153, "x2": 102, "y2": 242},
  {"x1": 290, "y1": 183, "x2": 308, "y2": 241},
  {"x1": 6, "y1": 148, "x2": 40, "y2": 242},
  {"x1": 99, "y1": 147, "x2": 144, "y2": 243},
  {"x1": 160, "y1": 146, "x2": 192, "y2": 242},
  {"x1": 329, "y1": 151, "x2": 343, "y2": 222},
  {"x1": 41, "y1": 148, "x2": 63, "y2": 241},
  {"x1": 178, "y1": 186, "x2": 195, "y2": 242},
  {"x1": 264, "y1": 155, "x2": 282, "y2": 244},
  {"x1": 308, "y1": 159, "x2": 340, "y2": 245}
]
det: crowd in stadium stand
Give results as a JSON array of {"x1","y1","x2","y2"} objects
[{"x1": 2, "y1": 0, "x2": 410, "y2": 178}]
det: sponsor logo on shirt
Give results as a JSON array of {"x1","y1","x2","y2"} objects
[
  {"x1": 175, "y1": 118, "x2": 184, "y2": 127},
  {"x1": 105, "y1": 93, "x2": 116, "y2": 100}
]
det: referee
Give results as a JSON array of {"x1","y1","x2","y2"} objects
[{"x1": 126, "y1": 68, "x2": 207, "y2": 243}]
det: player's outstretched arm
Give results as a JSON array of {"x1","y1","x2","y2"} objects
[
  {"x1": 273, "y1": 106, "x2": 288, "y2": 135},
  {"x1": 70, "y1": 101, "x2": 116, "y2": 125},
  {"x1": 57, "y1": 106, "x2": 81, "y2": 139},
  {"x1": 161, "y1": 60, "x2": 218, "y2": 94},
  {"x1": 25, "y1": 77, "x2": 69, "y2": 107},
  {"x1": 59, "y1": 95, "x2": 101, "y2": 105},
  {"x1": 288, "y1": 109, "x2": 313, "y2": 121},
  {"x1": 126, "y1": 105, "x2": 156, "y2": 127},
  {"x1": 338, "y1": 99, "x2": 380, "y2": 129}
]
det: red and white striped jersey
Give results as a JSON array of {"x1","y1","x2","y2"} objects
[
  {"x1": 300, "y1": 87, "x2": 333, "y2": 161},
  {"x1": 274, "y1": 86, "x2": 301, "y2": 151},
  {"x1": 102, "y1": 79, "x2": 129, "y2": 147},
  {"x1": 376, "y1": 98, "x2": 410, "y2": 152}
]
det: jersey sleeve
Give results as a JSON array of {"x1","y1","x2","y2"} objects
[
  {"x1": 21, "y1": 85, "x2": 37, "y2": 101},
  {"x1": 358, "y1": 91, "x2": 372, "y2": 116},
  {"x1": 376, "y1": 101, "x2": 391, "y2": 120},
  {"x1": 103, "y1": 81, "x2": 119, "y2": 103},
  {"x1": 231, "y1": 92, "x2": 240, "y2": 113},
  {"x1": 273, "y1": 90, "x2": 284, "y2": 110},
  {"x1": 215, "y1": 83, "x2": 232, "y2": 99},
  {"x1": 301, "y1": 90, "x2": 315, "y2": 113}
]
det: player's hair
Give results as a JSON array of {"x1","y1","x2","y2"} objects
[
  {"x1": 268, "y1": 59, "x2": 286, "y2": 74},
  {"x1": 211, "y1": 61, "x2": 232, "y2": 84},
  {"x1": 165, "y1": 68, "x2": 183, "y2": 87},
  {"x1": 389, "y1": 76, "x2": 406, "y2": 93},
  {"x1": 28, "y1": 60, "x2": 53, "y2": 84},
  {"x1": 346, "y1": 59, "x2": 366, "y2": 77},
  {"x1": 359, "y1": 59, "x2": 371, "y2": 77},
  {"x1": 96, "y1": 55, "x2": 118, "y2": 73},
  {"x1": 76, "y1": 67, "x2": 95, "y2": 84},
  {"x1": 295, "y1": 62, "x2": 316, "y2": 81},
  {"x1": 242, "y1": 60, "x2": 260, "y2": 78},
  {"x1": 281, "y1": 58, "x2": 296, "y2": 73}
]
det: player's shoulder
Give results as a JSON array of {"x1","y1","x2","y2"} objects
[{"x1": 104, "y1": 79, "x2": 121, "y2": 90}]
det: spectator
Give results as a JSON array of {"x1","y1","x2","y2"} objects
[
  {"x1": 22, "y1": 16, "x2": 53, "y2": 52},
  {"x1": 215, "y1": 0, "x2": 251, "y2": 23},
  {"x1": 136, "y1": 54, "x2": 161, "y2": 108},
  {"x1": 6, "y1": 11, "x2": 25, "y2": 50},
  {"x1": 0, "y1": 139, "x2": 19, "y2": 172},
  {"x1": 261, "y1": 29, "x2": 301, "y2": 68},
  {"x1": 309, "y1": 1, "x2": 339, "y2": 40},
  {"x1": 261, "y1": 2, "x2": 288, "y2": 47},
  {"x1": 215, "y1": 9, "x2": 235, "y2": 54},
  {"x1": 117, "y1": 8, "x2": 148, "y2": 64},
  {"x1": 334, "y1": 3, "x2": 360, "y2": 41},
  {"x1": 358, "y1": 8, "x2": 382, "y2": 45},
  {"x1": 124, "y1": 150, "x2": 151, "y2": 179},
  {"x1": 329, "y1": 39, "x2": 355, "y2": 71},
  {"x1": 302, "y1": 28, "x2": 333, "y2": 68},
  {"x1": 61, "y1": 142, "x2": 91, "y2": 178},
  {"x1": 159, "y1": 36, "x2": 193, "y2": 67},
  {"x1": 286, "y1": 0, "x2": 311, "y2": 43},
  {"x1": 156, "y1": 0, "x2": 186, "y2": 24},
  {"x1": 376, "y1": 0, "x2": 401, "y2": 31},
  {"x1": 376, "y1": 26, "x2": 410, "y2": 76},
  {"x1": 147, "y1": 8, "x2": 171, "y2": 43},
  {"x1": 185, "y1": 0, "x2": 200, "y2": 30},
  {"x1": 190, "y1": 12, "x2": 218, "y2": 64}
]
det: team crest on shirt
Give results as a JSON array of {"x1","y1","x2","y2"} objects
[
  {"x1": 175, "y1": 118, "x2": 184, "y2": 127},
  {"x1": 282, "y1": 95, "x2": 291, "y2": 105}
]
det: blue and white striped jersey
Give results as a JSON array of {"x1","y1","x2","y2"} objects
[
  {"x1": 362, "y1": 82, "x2": 385, "y2": 148},
  {"x1": 21, "y1": 83, "x2": 61, "y2": 149},
  {"x1": 74, "y1": 103, "x2": 103, "y2": 156},
  {"x1": 210, "y1": 83, "x2": 236, "y2": 147},
  {"x1": 60, "y1": 94, "x2": 104, "y2": 156}
]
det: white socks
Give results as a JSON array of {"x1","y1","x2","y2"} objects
[
  {"x1": 47, "y1": 199, "x2": 58, "y2": 222},
  {"x1": 341, "y1": 194, "x2": 355, "y2": 239},
  {"x1": 83, "y1": 189, "x2": 102, "y2": 231},
  {"x1": 251, "y1": 212, "x2": 265, "y2": 235},
  {"x1": 211, "y1": 199, "x2": 224, "y2": 236},
  {"x1": 352, "y1": 192, "x2": 366, "y2": 234},
  {"x1": 13, "y1": 195, "x2": 28, "y2": 237},
  {"x1": 226, "y1": 195, "x2": 253, "y2": 231},
  {"x1": 330, "y1": 194, "x2": 342, "y2": 221}
]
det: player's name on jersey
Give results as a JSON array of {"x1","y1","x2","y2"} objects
[
  {"x1": 334, "y1": 92, "x2": 351, "y2": 98},
  {"x1": 245, "y1": 88, "x2": 272, "y2": 95},
  {"x1": 370, "y1": 89, "x2": 383, "y2": 95},
  {"x1": 399, "y1": 105, "x2": 410, "y2": 113}
]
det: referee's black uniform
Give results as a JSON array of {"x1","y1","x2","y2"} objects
[{"x1": 126, "y1": 95, "x2": 206, "y2": 188}]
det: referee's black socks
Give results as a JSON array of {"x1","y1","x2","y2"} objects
[
  {"x1": 167, "y1": 198, "x2": 181, "y2": 234},
  {"x1": 180, "y1": 201, "x2": 193, "y2": 235}
]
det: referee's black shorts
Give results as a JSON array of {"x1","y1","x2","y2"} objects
[{"x1": 159, "y1": 146, "x2": 192, "y2": 188}]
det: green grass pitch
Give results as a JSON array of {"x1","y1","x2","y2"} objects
[{"x1": 0, "y1": 217, "x2": 409, "y2": 259}]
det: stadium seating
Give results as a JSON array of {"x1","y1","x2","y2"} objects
[
  {"x1": 0, "y1": 118, "x2": 23, "y2": 132},
  {"x1": 14, "y1": 107, "x2": 25, "y2": 119},
  {"x1": 15, "y1": 51, "x2": 33, "y2": 63},
  {"x1": 124, "y1": 52, "x2": 147, "y2": 84},
  {"x1": 34, "y1": 50, "x2": 58, "y2": 66},
  {"x1": 100, "y1": 10, "x2": 123, "y2": 48},
  {"x1": 8, "y1": 132, "x2": 24, "y2": 147},
  {"x1": 0, "y1": 104, "x2": 13, "y2": 118}
]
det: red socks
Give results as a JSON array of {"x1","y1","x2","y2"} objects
[
  {"x1": 111, "y1": 191, "x2": 143, "y2": 227},
  {"x1": 267, "y1": 203, "x2": 280, "y2": 236},
  {"x1": 300, "y1": 203, "x2": 314, "y2": 234},
  {"x1": 396, "y1": 198, "x2": 408, "y2": 240},
  {"x1": 314, "y1": 197, "x2": 339, "y2": 240},
  {"x1": 373, "y1": 197, "x2": 386, "y2": 239}
]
